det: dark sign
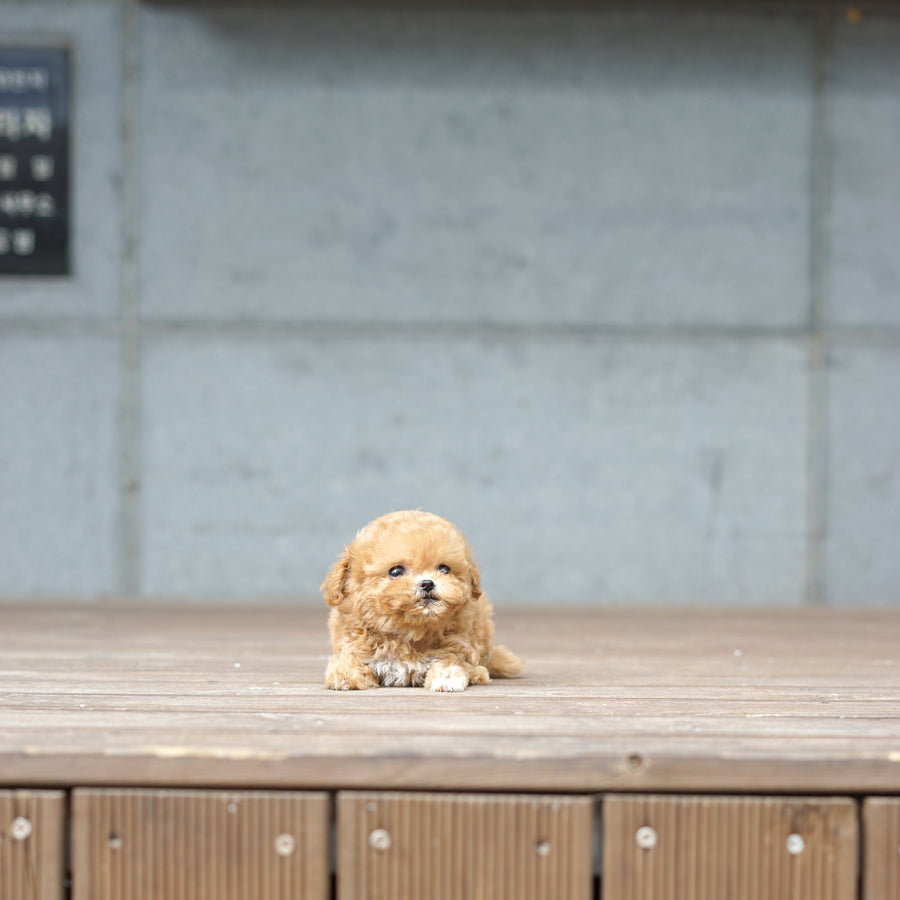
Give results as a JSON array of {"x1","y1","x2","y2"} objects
[{"x1": 0, "y1": 46, "x2": 70, "y2": 275}]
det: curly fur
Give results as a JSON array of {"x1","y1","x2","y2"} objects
[{"x1": 322, "y1": 510, "x2": 522, "y2": 692}]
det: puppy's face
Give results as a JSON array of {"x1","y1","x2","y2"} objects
[{"x1": 323, "y1": 511, "x2": 481, "y2": 634}]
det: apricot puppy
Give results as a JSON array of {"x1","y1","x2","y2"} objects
[{"x1": 322, "y1": 510, "x2": 522, "y2": 691}]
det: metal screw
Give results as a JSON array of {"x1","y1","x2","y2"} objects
[
  {"x1": 369, "y1": 828, "x2": 392, "y2": 852},
  {"x1": 275, "y1": 833, "x2": 296, "y2": 857},
  {"x1": 635, "y1": 826, "x2": 658, "y2": 850},
  {"x1": 786, "y1": 833, "x2": 805, "y2": 855},
  {"x1": 535, "y1": 840, "x2": 551, "y2": 857},
  {"x1": 10, "y1": 817, "x2": 33, "y2": 841},
  {"x1": 108, "y1": 833, "x2": 123, "y2": 851}
]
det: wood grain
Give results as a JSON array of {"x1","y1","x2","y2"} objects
[
  {"x1": 602, "y1": 794, "x2": 859, "y2": 900},
  {"x1": 1, "y1": 603, "x2": 899, "y2": 792},
  {"x1": 863, "y1": 798, "x2": 900, "y2": 900},
  {"x1": 70, "y1": 789, "x2": 330, "y2": 900},
  {"x1": 337, "y1": 791, "x2": 594, "y2": 900},
  {"x1": 0, "y1": 790, "x2": 66, "y2": 900}
]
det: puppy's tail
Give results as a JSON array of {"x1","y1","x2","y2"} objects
[{"x1": 487, "y1": 644, "x2": 523, "y2": 679}]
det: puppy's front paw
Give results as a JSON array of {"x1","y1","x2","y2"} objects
[
  {"x1": 325, "y1": 657, "x2": 378, "y2": 691},
  {"x1": 425, "y1": 662, "x2": 469, "y2": 692}
]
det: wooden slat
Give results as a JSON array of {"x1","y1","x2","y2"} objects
[
  {"x1": 863, "y1": 797, "x2": 900, "y2": 900},
  {"x1": 0, "y1": 790, "x2": 66, "y2": 900},
  {"x1": 602, "y1": 794, "x2": 858, "y2": 900},
  {"x1": 1, "y1": 604, "x2": 900, "y2": 793},
  {"x1": 337, "y1": 791, "x2": 594, "y2": 900},
  {"x1": 71, "y1": 788, "x2": 330, "y2": 900}
]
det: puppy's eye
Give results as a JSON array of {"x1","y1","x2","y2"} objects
[
  {"x1": 437, "y1": 564, "x2": 451, "y2": 575},
  {"x1": 388, "y1": 566, "x2": 406, "y2": 578}
]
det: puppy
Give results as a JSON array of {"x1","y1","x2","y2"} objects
[{"x1": 322, "y1": 510, "x2": 522, "y2": 691}]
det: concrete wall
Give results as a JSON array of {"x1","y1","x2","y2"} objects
[{"x1": 1, "y1": 2, "x2": 898, "y2": 606}]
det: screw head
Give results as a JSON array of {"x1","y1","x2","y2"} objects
[
  {"x1": 786, "y1": 833, "x2": 805, "y2": 855},
  {"x1": 369, "y1": 828, "x2": 392, "y2": 852},
  {"x1": 10, "y1": 817, "x2": 32, "y2": 841},
  {"x1": 275, "y1": 833, "x2": 296, "y2": 857},
  {"x1": 535, "y1": 840, "x2": 551, "y2": 857},
  {"x1": 635, "y1": 826, "x2": 658, "y2": 850}
]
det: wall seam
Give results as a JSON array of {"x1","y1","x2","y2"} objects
[
  {"x1": 805, "y1": 0, "x2": 833, "y2": 607},
  {"x1": 116, "y1": 0, "x2": 142, "y2": 598},
  {"x1": 2, "y1": 318, "x2": 900, "y2": 344}
]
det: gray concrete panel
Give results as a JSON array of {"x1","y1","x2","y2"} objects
[
  {"x1": 825, "y1": 344, "x2": 900, "y2": 605},
  {"x1": 141, "y1": 335, "x2": 808, "y2": 604},
  {"x1": 0, "y1": 335, "x2": 120, "y2": 594},
  {"x1": 139, "y1": 8, "x2": 812, "y2": 329},
  {"x1": 0, "y1": 3, "x2": 123, "y2": 319},
  {"x1": 828, "y1": 17, "x2": 900, "y2": 329}
]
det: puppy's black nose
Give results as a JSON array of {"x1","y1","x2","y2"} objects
[{"x1": 419, "y1": 579, "x2": 435, "y2": 593}]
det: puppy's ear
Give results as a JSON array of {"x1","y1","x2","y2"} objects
[
  {"x1": 321, "y1": 547, "x2": 352, "y2": 607},
  {"x1": 467, "y1": 554, "x2": 483, "y2": 600}
]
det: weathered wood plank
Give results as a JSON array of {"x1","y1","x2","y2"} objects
[
  {"x1": 71, "y1": 789, "x2": 330, "y2": 900},
  {"x1": 602, "y1": 794, "x2": 858, "y2": 900},
  {"x1": 863, "y1": 797, "x2": 900, "y2": 900},
  {"x1": 337, "y1": 791, "x2": 594, "y2": 900},
  {"x1": 0, "y1": 790, "x2": 66, "y2": 900},
  {"x1": 1, "y1": 604, "x2": 899, "y2": 792}
]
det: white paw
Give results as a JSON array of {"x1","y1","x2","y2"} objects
[
  {"x1": 428, "y1": 665, "x2": 468, "y2": 692},
  {"x1": 371, "y1": 658, "x2": 410, "y2": 687}
]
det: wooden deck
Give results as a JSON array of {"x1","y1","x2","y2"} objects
[
  {"x1": 1, "y1": 603, "x2": 898, "y2": 794},
  {"x1": 2, "y1": 603, "x2": 899, "y2": 899}
]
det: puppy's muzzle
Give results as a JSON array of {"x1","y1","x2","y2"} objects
[{"x1": 416, "y1": 579, "x2": 439, "y2": 605}]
